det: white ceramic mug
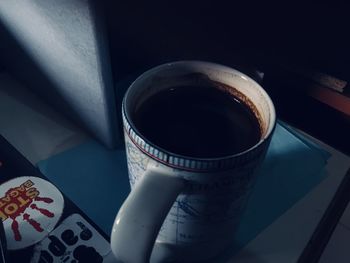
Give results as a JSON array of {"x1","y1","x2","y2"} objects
[{"x1": 111, "y1": 61, "x2": 276, "y2": 263}]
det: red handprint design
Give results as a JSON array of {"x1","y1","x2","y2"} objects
[{"x1": 0, "y1": 180, "x2": 55, "y2": 241}]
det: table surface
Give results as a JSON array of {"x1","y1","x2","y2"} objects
[{"x1": 0, "y1": 72, "x2": 349, "y2": 263}]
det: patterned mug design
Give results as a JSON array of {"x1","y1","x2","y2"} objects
[{"x1": 111, "y1": 61, "x2": 276, "y2": 263}]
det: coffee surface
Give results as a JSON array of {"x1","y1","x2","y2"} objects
[{"x1": 133, "y1": 85, "x2": 261, "y2": 158}]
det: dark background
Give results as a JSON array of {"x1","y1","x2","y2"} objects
[
  {"x1": 103, "y1": 1, "x2": 350, "y2": 154},
  {"x1": 104, "y1": 2, "x2": 350, "y2": 80},
  {"x1": 1, "y1": 2, "x2": 348, "y2": 84},
  {"x1": 0, "y1": 1, "x2": 349, "y2": 153}
]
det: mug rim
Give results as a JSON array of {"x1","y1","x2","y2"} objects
[{"x1": 122, "y1": 61, "x2": 276, "y2": 171}]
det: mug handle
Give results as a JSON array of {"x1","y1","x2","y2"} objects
[{"x1": 110, "y1": 161, "x2": 186, "y2": 263}]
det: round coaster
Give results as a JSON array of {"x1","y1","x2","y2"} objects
[{"x1": 0, "y1": 176, "x2": 64, "y2": 250}]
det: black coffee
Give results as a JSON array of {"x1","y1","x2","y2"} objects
[{"x1": 133, "y1": 84, "x2": 261, "y2": 158}]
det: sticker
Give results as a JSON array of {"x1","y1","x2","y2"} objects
[
  {"x1": 0, "y1": 176, "x2": 64, "y2": 250},
  {"x1": 31, "y1": 214, "x2": 115, "y2": 263}
]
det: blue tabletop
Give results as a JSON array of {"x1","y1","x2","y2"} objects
[{"x1": 38, "y1": 122, "x2": 329, "y2": 252}]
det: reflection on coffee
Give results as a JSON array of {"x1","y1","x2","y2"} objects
[{"x1": 134, "y1": 84, "x2": 262, "y2": 158}]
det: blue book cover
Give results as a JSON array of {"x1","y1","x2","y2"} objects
[{"x1": 38, "y1": 123, "x2": 329, "y2": 254}]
